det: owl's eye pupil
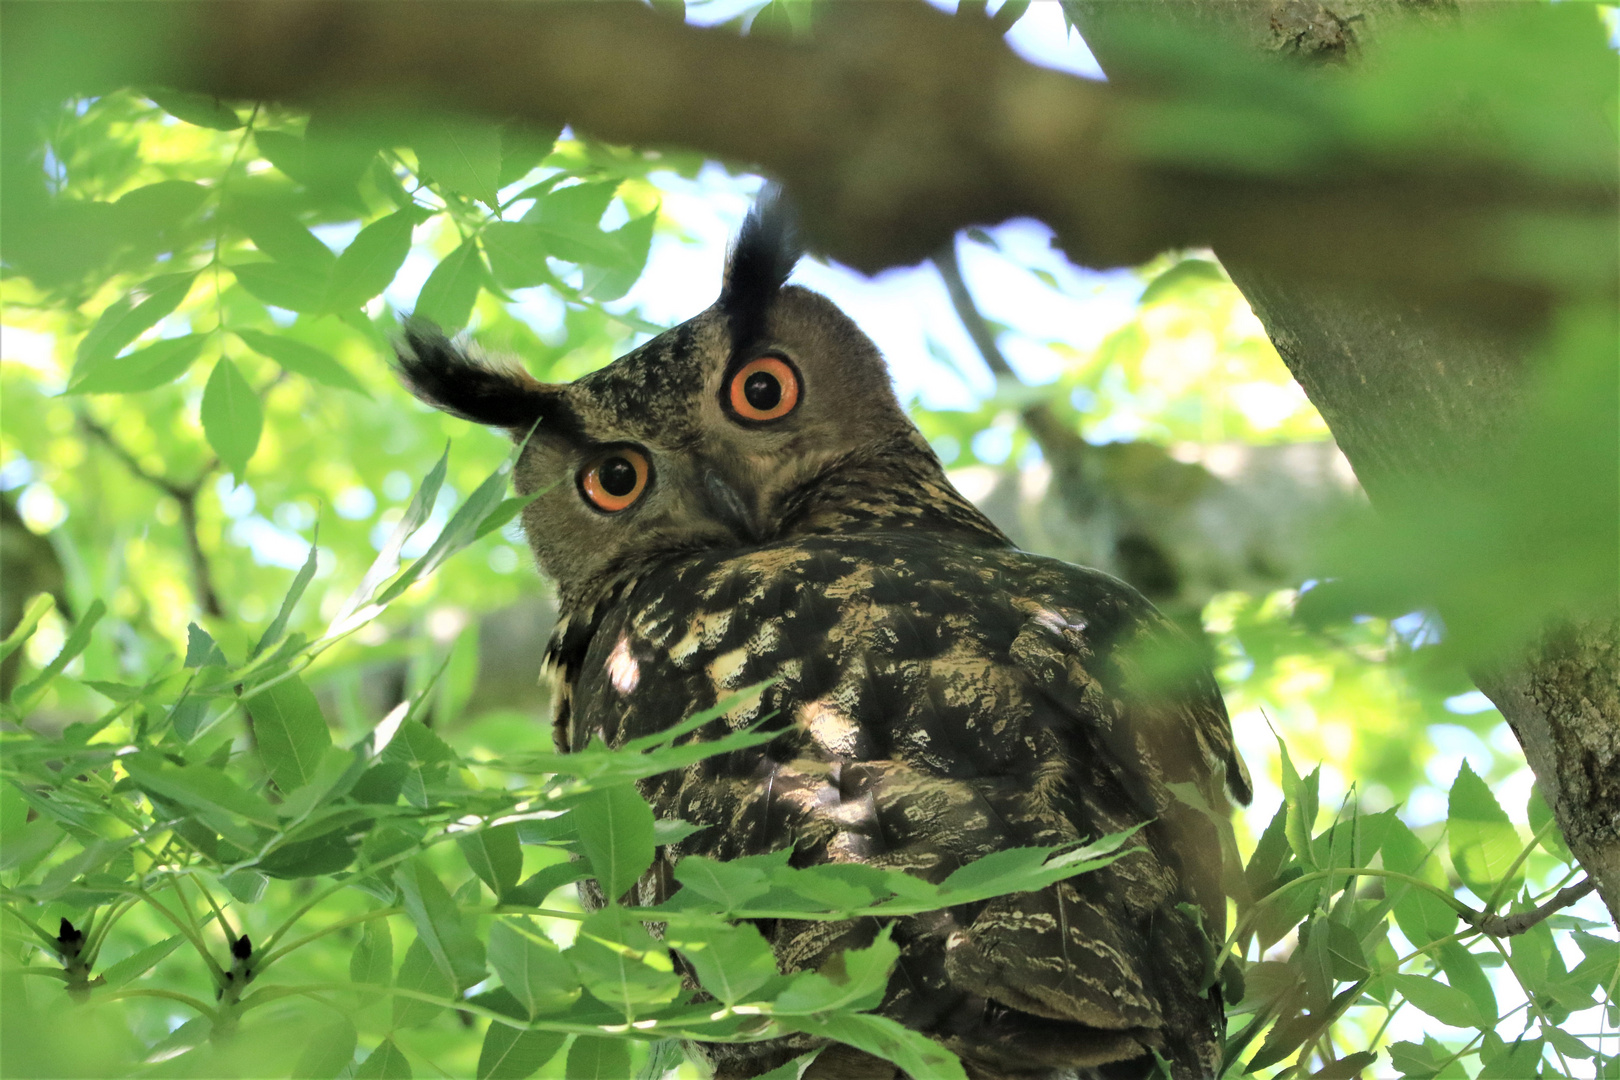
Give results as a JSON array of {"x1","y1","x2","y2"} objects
[
  {"x1": 743, "y1": 371, "x2": 781, "y2": 411},
  {"x1": 598, "y1": 457, "x2": 638, "y2": 497}
]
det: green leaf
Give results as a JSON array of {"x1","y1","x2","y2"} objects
[
  {"x1": 498, "y1": 122, "x2": 561, "y2": 187},
  {"x1": 477, "y1": 1024, "x2": 565, "y2": 1080},
  {"x1": 1245, "y1": 803, "x2": 1292, "y2": 897},
  {"x1": 0, "y1": 593, "x2": 55, "y2": 666},
  {"x1": 99, "y1": 935, "x2": 182, "y2": 990},
  {"x1": 291, "y1": 1017, "x2": 357, "y2": 1079},
  {"x1": 395, "y1": 859, "x2": 486, "y2": 991},
  {"x1": 374, "y1": 457, "x2": 513, "y2": 604},
  {"x1": 1527, "y1": 785, "x2": 1574, "y2": 865},
  {"x1": 473, "y1": 494, "x2": 540, "y2": 542},
  {"x1": 324, "y1": 208, "x2": 421, "y2": 313},
  {"x1": 356, "y1": 1037, "x2": 412, "y2": 1079},
  {"x1": 413, "y1": 238, "x2": 485, "y2": 331},
  {"x1": 9, "y1": 599, "x2": 104, "y2": 709},
  {"x1": 788, "y1": 1012, "x2": 968, "y2": 1080},
  {"x1": 565, "y1": 908, "x2": 682, "y2": 1013},
  {"x1": 772, "y1": 926, "x2": 898, "y2": 1015},
  {"x1": 235, "y1": 329, "x2": 369, "y2": 396},
  {"x1": 573, "y1": 783, "x2": 655, "y2": 903},
  {"x1": 458, "y1": 825, "x2": 523, "y2": 898},
  {"x1": 114, "y1": 180, "x2": 211, "y2": 238},
  {"x1": 1139, "y1": 257, "x2": 1226, "y2": 306},
  {"x1": 248, "y1": 674, "x2": 332, "y2": 792},
  {"x1": 72, "y1": 273, "x2": 197, "y2": 382},
  {"x1": 331, "y1": 446, "x2": 448, "y2": 633},
  {"x1": 487, "y1": 918, "x2": 581, "y2": 1018},
  {"x1": 67, "y1": 333, "x2": 207, "y2": 394},
  {"x1": 1324, "y1": 918, "x2": 1370, "y2": 981},
  {"x1": 1477, "y1": 1035, "x2": 1544, "y2": 1079},
  {"x1": 393, "y1": 936, "x2": 452, "y2": 1028},
  {"x1": 523, "y1": 181, "x2": 621, "y2": 264},
  {"x1": 1436, "y1": 942, "x2": 1497, "y2": 1028},
  {"x1": 123, "y1": 750, "x2": 278, "y2": 846},
  {"x1": 667, "y1": 920, "x2": 778, "y2": 1005},
  {"x1": 1279, "y1": 739, "x2": 1320, "y2": 864},
  {"x1": 230, "y1": 260, "x2": 332, "y2": 313},
  {"x1": 580, "y1": 209, "x2": 657, "y2": 302},
  {"x1": 350, "y1": 918, "x2": 394, "y2": 986},
  {"x1": 200, "y1": 357, "x2": 263, "y2": 478},
  {"x1": 1447, "y1": 761, "x2": 1524, "y2": 902},
  {"x1": 564, "y1": 1037, "x2": 629, "y2": 1080},
  {"x1": 183, "y1": 623, "x2": 225, "y2": 668},
  {"x1": 412, "y1": 120, "x2": 503, "y2": 208},
  {"x1": 252, "y1": 534, "x2": 320, "y2": 659},
  {"x1": 226, "y1": 202, "x2": 337, "y2": 269},
  {"x1": 1309, "y1": 1051, "x2": 1380, "y2": 1079},
  {"x1": 671, "y1": 852, "x2": 781, "y2": 910},
  {"x1": 1390, "y1": 973, "x2": 1486, "y2": 1029},
  {"x1": 481, "y1": 222, "x2": 559, "y2": 290},
  {"x1": 504, "y1": 863, "x2": 585, "y2": 908},
  {"x1": 1382, "y1": 820, "x2": 1458, "y2": 946},
  {"x1": 145, "y1": 89, "x2": 243, "y2": 130}
]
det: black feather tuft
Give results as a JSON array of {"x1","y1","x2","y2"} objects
[
  {"x1": 719, "y1": 186, "x2": 803, "y2": 350},
  {"x1": 395, "y1": 319, "x2": 554, "y2": 433}
]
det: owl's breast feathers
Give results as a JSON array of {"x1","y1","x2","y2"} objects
[{"x1": 547, "y1": 533, "x2": 1247, "y2": 1080}]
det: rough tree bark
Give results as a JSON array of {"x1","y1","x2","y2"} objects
[
  {"x1": 1065, "y1": 0, "x2": 1620, "y2": 925},
  {"x1": 3, "y1": 0, "x2": 1613, "y2": 922}
]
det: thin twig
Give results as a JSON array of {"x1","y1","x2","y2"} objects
[
  {"x1": 1466, "y1": 878, "x2": 1597, "y2": 938},
  {"x1": 933, "y1": 236, "x2": 1092, "y2": 480}
]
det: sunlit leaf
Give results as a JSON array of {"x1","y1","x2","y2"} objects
[
  {"x1": 200, "y1": 356, "x2": 263, "y2": 478},
  {"x1": 248, "y1": 674, "x2": 332, "y2": 792},
  {"x1": 324, "y1": 207, "x2": 422, "y2": 313},
  {"x1": 487, "y1": 917, "x2": 581, "y2": 1017},
  {"x1": 458, "y1": 824, "x2": 522, "y2": 898},
  {"x1": 235, "y1": 329, "x2": 369, "y2": 396},
  {"x1": 145, "y1": 88, "x2": 243, "y2": 130},
  {"x1": 413, "y1": 237, "x2": 485, "y2": 330},
  {"x1": 477, "y1": 1024, "x2": 565, "y2": 1080},
  {"x1": 1446, "y1": 761, "x2": 1523, "y2": 903},
  {"x1": 396, "y1": 859, "x2": 486, "y2": 991},
  {"x1": 291, "y1": 1017, "x2": 357, "y2": 1080}
]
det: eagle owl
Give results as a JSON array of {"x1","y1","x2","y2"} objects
[{"x1": 398, "y1": 195, "x2": 1250, "y2": 1080}]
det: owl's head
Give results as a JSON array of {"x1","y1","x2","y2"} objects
[{"x1": 398, "y1": 192, "x2": 994, "y2": 606}]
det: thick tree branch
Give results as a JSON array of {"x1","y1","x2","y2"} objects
[
  {"x1": 1465, "y1": 878, "x2": 1597, "y2": 939},
  {"x1": 934, "y1": 239, "x2": 1360, "y2": 613},
  {"x1": 3, "y1": 1, "x2": 1609, "y2": 329},
  {"x1": 78, "y1": 415, "x2": 224, "y2": 619}
]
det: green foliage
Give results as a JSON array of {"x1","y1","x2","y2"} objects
[{"x1": 3, "y1": 5, "x2": 1615, "y2": 1078}]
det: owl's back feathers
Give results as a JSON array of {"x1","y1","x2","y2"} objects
[{"x1": 563, "y1": 533, "x2": 1242, "y2": 1079}]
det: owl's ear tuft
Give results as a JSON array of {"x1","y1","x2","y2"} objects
[
  {"x1": 394, "y1": 319, "x2": 556, "y2": 436},
  {"x1": 720, "y1": 187, "x2": 803, "y2": 347}
]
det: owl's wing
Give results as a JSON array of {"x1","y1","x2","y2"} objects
[{"x1": 928, "y1": 571, "x2": 1249, "y2": 1077}]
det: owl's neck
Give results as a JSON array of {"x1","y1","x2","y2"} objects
[{"x1": 774, "y1": 433, "x2": 1011, "y2": 546}]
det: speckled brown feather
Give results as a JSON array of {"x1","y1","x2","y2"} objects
[
  {"x1": 399, "y1": 197, "x2": 1247, "y2": 1080},
  {"x1": 560, "y1": 523, "x2": 1241, "y2": 1080}
]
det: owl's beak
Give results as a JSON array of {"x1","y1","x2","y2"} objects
[{"x1": 702, "y1": 468, "x2": 764, "y2": 543}]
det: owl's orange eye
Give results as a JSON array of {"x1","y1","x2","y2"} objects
[
  {"x1": 727, "y1": 355, "x2": 800, "y2": 422},
  {"x1": 580, "y1": 448, "x2": 650, "y2": 513}
]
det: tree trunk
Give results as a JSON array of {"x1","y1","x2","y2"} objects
[{"x1": 1066, "y1": 0, "x2": 1620, "y2": 926}]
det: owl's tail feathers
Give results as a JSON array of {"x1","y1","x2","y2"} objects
[{"x1": 394, "y1": 319, "x2": 560, "y2": 436}]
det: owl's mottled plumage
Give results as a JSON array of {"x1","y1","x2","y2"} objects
[{"x1": 398, "y1": 195, "x2": 1249, "y2": 1080}]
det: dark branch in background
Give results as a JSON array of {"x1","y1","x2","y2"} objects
[
  {"x1": 1465, "y1": 878, "x2": 1597, "y2": 938},
  {"x1": 933, "y1": 238, "x2": 1090, "y2": 487},
  {"x1": 78, "y1": 415, "x2": 223, "y2": 618},
  {"x1": 2, "y1": 1, "x2": 1610, "y2": 331}
]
